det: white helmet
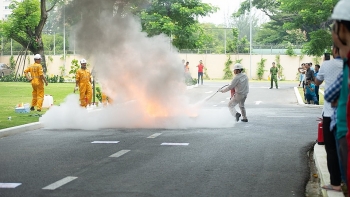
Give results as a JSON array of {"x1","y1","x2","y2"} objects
[
  {"x1": 80, "y1": 59, "x2": 87, "y2": 64},
  {"x1": 34, "y1": 54, "x2": 42, "y2": 60},
  {"x1": 331, "y1": 0, "x2": 350, "y2": 21},
  {"x1": 233, "y1": 63, "x2": 243, "y2": 70}
]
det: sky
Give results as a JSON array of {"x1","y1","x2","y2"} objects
[{"x1": 199, "y1": 0, "x2": 244, "y2": 25}]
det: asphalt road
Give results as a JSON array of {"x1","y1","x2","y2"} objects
[{"x1": 0, "y1": 81, "x2": 321, "y2": 197}]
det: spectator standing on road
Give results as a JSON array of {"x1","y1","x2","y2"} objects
[
  {"x1": 316, "y1": 46, "x2": 343, "y2": 191},
  {"x1": 314, "y1": 64, "x2": 320, "y2": 104},
  {"x1": 184, "y1": 62, "x2": 193, "y2": 85},
  {"x1": 196, "y1": 60, "x2": 204, "y2": 85},
  {"x1": 329, "y1": 0, "x2": 350, "y2": 189},
  {"x1": 185, "y1": 61, "x2": 190, "y2": 72},
  {"x1": 24, "y1": 54, "x2": 48, "y2": 112},
  {"x1": 75, "y1": 59, "x2": 92, "y2": 107},
  {"x1": 219, "y1": 63, "x2": 249, "y2": 122},
  {"x1": 269, "y1": 62, "x2": 278, "y2": 89},
  {"x1": 298, "y1": 63, "x2": 306, "y2": 87},
  {"x1": 305, "y1": 63, "x2": 315, "y2": 81},
  {"x1": 304, "y1": 79, "x2": 318, "y2": 105},
  {"x1": 310, "y1": 62, "x2": 314, "y2": 71}
]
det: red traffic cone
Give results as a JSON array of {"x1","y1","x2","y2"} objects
[{"x1": 317, "y1": 121, "x2": 324, "y2": 145}]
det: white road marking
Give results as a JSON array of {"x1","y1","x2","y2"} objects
[
  {"x1": 42, "y1": 176, "x2": 77, "y2": 190},
  {"x1": 255, "y1": 101, "x2": 262, "y2": 105},
  {"x1": 205, "y1": 91, "x2": 213, "y2": 93},
  {"x1": 109, "y1": 150, "x2": 130, "y2": 158},
  {"x1": 226, "y1": 97, "x2": 230, "y2": 100},
  {"x1": 0, "y1": 183, "x2": 21, "y2": 188},
  {"x1": 267, "y1": 116, "x2": 305, "y2": 118},
  {"x1": 220, "y1": 101, "x2": 225, "y2": 103},
  {"x1": 147, "y1": 133, "x2": 162, "y2": 138},
  {"x1": 91, "y1": 141, "x2": 119, "y2": 144},
  {"x1": 213, "y1": 105, "x2": 217, "y2": 107},
  {"x1": 161, "y1": 143, "x2": 189, "y2": 146}
]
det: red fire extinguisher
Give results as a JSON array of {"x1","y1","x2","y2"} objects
[
  {"x1": 230, "y1": 89, "x2": 235, "y2": 100},
  {"x1": 317, "y1": 120, "x2": 324, "y2": 145}
]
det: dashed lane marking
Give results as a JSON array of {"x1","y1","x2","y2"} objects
[
  {"x1": 109, "y1": 150, "x2": 130, "y2": 158},
  {"x1": 161, "y1": 143, "x2": 189, "y2": 146},
  {"x1": 205, "y1": 91, "x2": 213, "y2": 93},
  {"x1": 255, "y1": 101, "x2": 262, "y2": 105},
  {"x1": 42, "y1": 176, "x2": 77, "y2": 190},
  {"x1": 147, "y1": 133, "x2": 162, "y2": 138},
  {"x1": 267, "y1": 116, "x2": 306, "y2": 118},
  {"x1": 91, "y1": 141, "x2": 119, "y2": 144},
  {"x1": 0, "y1": 183, "x2": 21, "y2": 188},
  {"x1": 220, "y1": 101, "x2": 225, "y2": 103}
]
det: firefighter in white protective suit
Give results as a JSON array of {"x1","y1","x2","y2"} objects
[
  {"x1": 219, "y1": 63, "x2": 249, "y2": 122},
  {"x1": 74, "y1": 59, "x2": 92, "y2": 107}
]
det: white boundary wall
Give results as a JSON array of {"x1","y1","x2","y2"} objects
[{"x1": 0, "y1": 54, "x2": 319, "y2": 80}]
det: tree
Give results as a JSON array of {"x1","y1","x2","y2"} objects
[
  {"x1": 140, "y1": 0, "x2": 218, "y2": 50},
  {"x1": 234, "y1": 0, "x2": 337, "y2": 56},
  {"x1": 229, "y1": 13, "x2": 259, "y2": 40},
  {"x1": 254, "y1": 21, "x2": 306, "y2": 45},
  {"x1": 199, "y1": 23, "x2": 235, "y2": 53},
  {"x1": 1, "y1": 0, "x2": 60, "y2": 72}
]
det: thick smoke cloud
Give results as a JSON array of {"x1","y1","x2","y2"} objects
[{"x1": 40, "y1": 1, "x2": 235, "y2": 129}]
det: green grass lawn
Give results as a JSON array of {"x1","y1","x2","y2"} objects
[
  {"x1": 0, "y1": 82, "x2": 81, "y2": 129},
  {"x1": 297, "y1": 86, "x2": 324, "y2": 105}
]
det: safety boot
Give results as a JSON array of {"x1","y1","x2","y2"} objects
[
  {"x1": 235, "y1": 113, "x2": 241, "y2": 122},
  {"x1": 241, "y1": 119, "x2": 248, "y2": 122},
  {"x1": 30, "y1": 106, "x2": 35, "y2": 111}
]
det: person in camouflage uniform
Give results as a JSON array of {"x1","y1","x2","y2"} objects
[{"x1": 269, "y1": 62, "x2": 279, "y2": 89}]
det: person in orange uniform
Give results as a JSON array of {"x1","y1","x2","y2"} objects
[
  {"x1": 24, "y1": 54, "x2": 48, "y2": 112},
  {"x1": 74, "y1": 59, "x2": 92, "y2": 107}
]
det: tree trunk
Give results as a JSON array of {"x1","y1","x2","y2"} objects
[{"x1": 34, "y1": 38, "x2": 47, "y2": 73}]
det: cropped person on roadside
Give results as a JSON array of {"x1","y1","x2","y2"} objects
[
  {"x1": 219, "y1": 63, "x2": 249, "y2": 122},
  {"x1": 330, "y1": 0, "x2": 350, "y2": 189},
  {"x1": 75, "y1": 58, "x2": 92, "y2": 107},
  {"x1": 24, "y1": 54, "x2": 48, "y2": 112},
  {"x1": 316, "y1": 45, "x2": 344, "y2": 190}
]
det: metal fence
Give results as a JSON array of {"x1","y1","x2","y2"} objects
[
  {"x1": 1, "y1": 43, "x2": 303, "y2": 56},
  {"x1": 178, "y1": 45, "x2": 303, "y2": 55}
]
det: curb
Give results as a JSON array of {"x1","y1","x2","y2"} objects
[
  {"x1": 314, "y1": 144, "x2": 345, "y2": 197},
  {"x1": 294, "y1": 87, "x2": 323, "y2": 108},
  {"x1": 186, "y1": 84, "x2": 198, "y2": 90},
  {"x1": 0, "y1": 122, "x2": 43, "y2": 138}
]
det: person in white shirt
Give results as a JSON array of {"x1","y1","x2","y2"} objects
[{"x1": 315, "y1": 45, "x2": 343, "y2": 191}]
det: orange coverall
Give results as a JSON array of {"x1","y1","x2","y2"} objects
[
  {"x1": 24, "y1": 63, "x2": 45, "y2": 110},
  {"x1": 76, "y1": 68, "x2": 92, "y2": 107}
]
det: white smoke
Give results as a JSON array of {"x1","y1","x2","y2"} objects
[{"x1": 40, "y1": 8, "x2": 235, "y2": 129}]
